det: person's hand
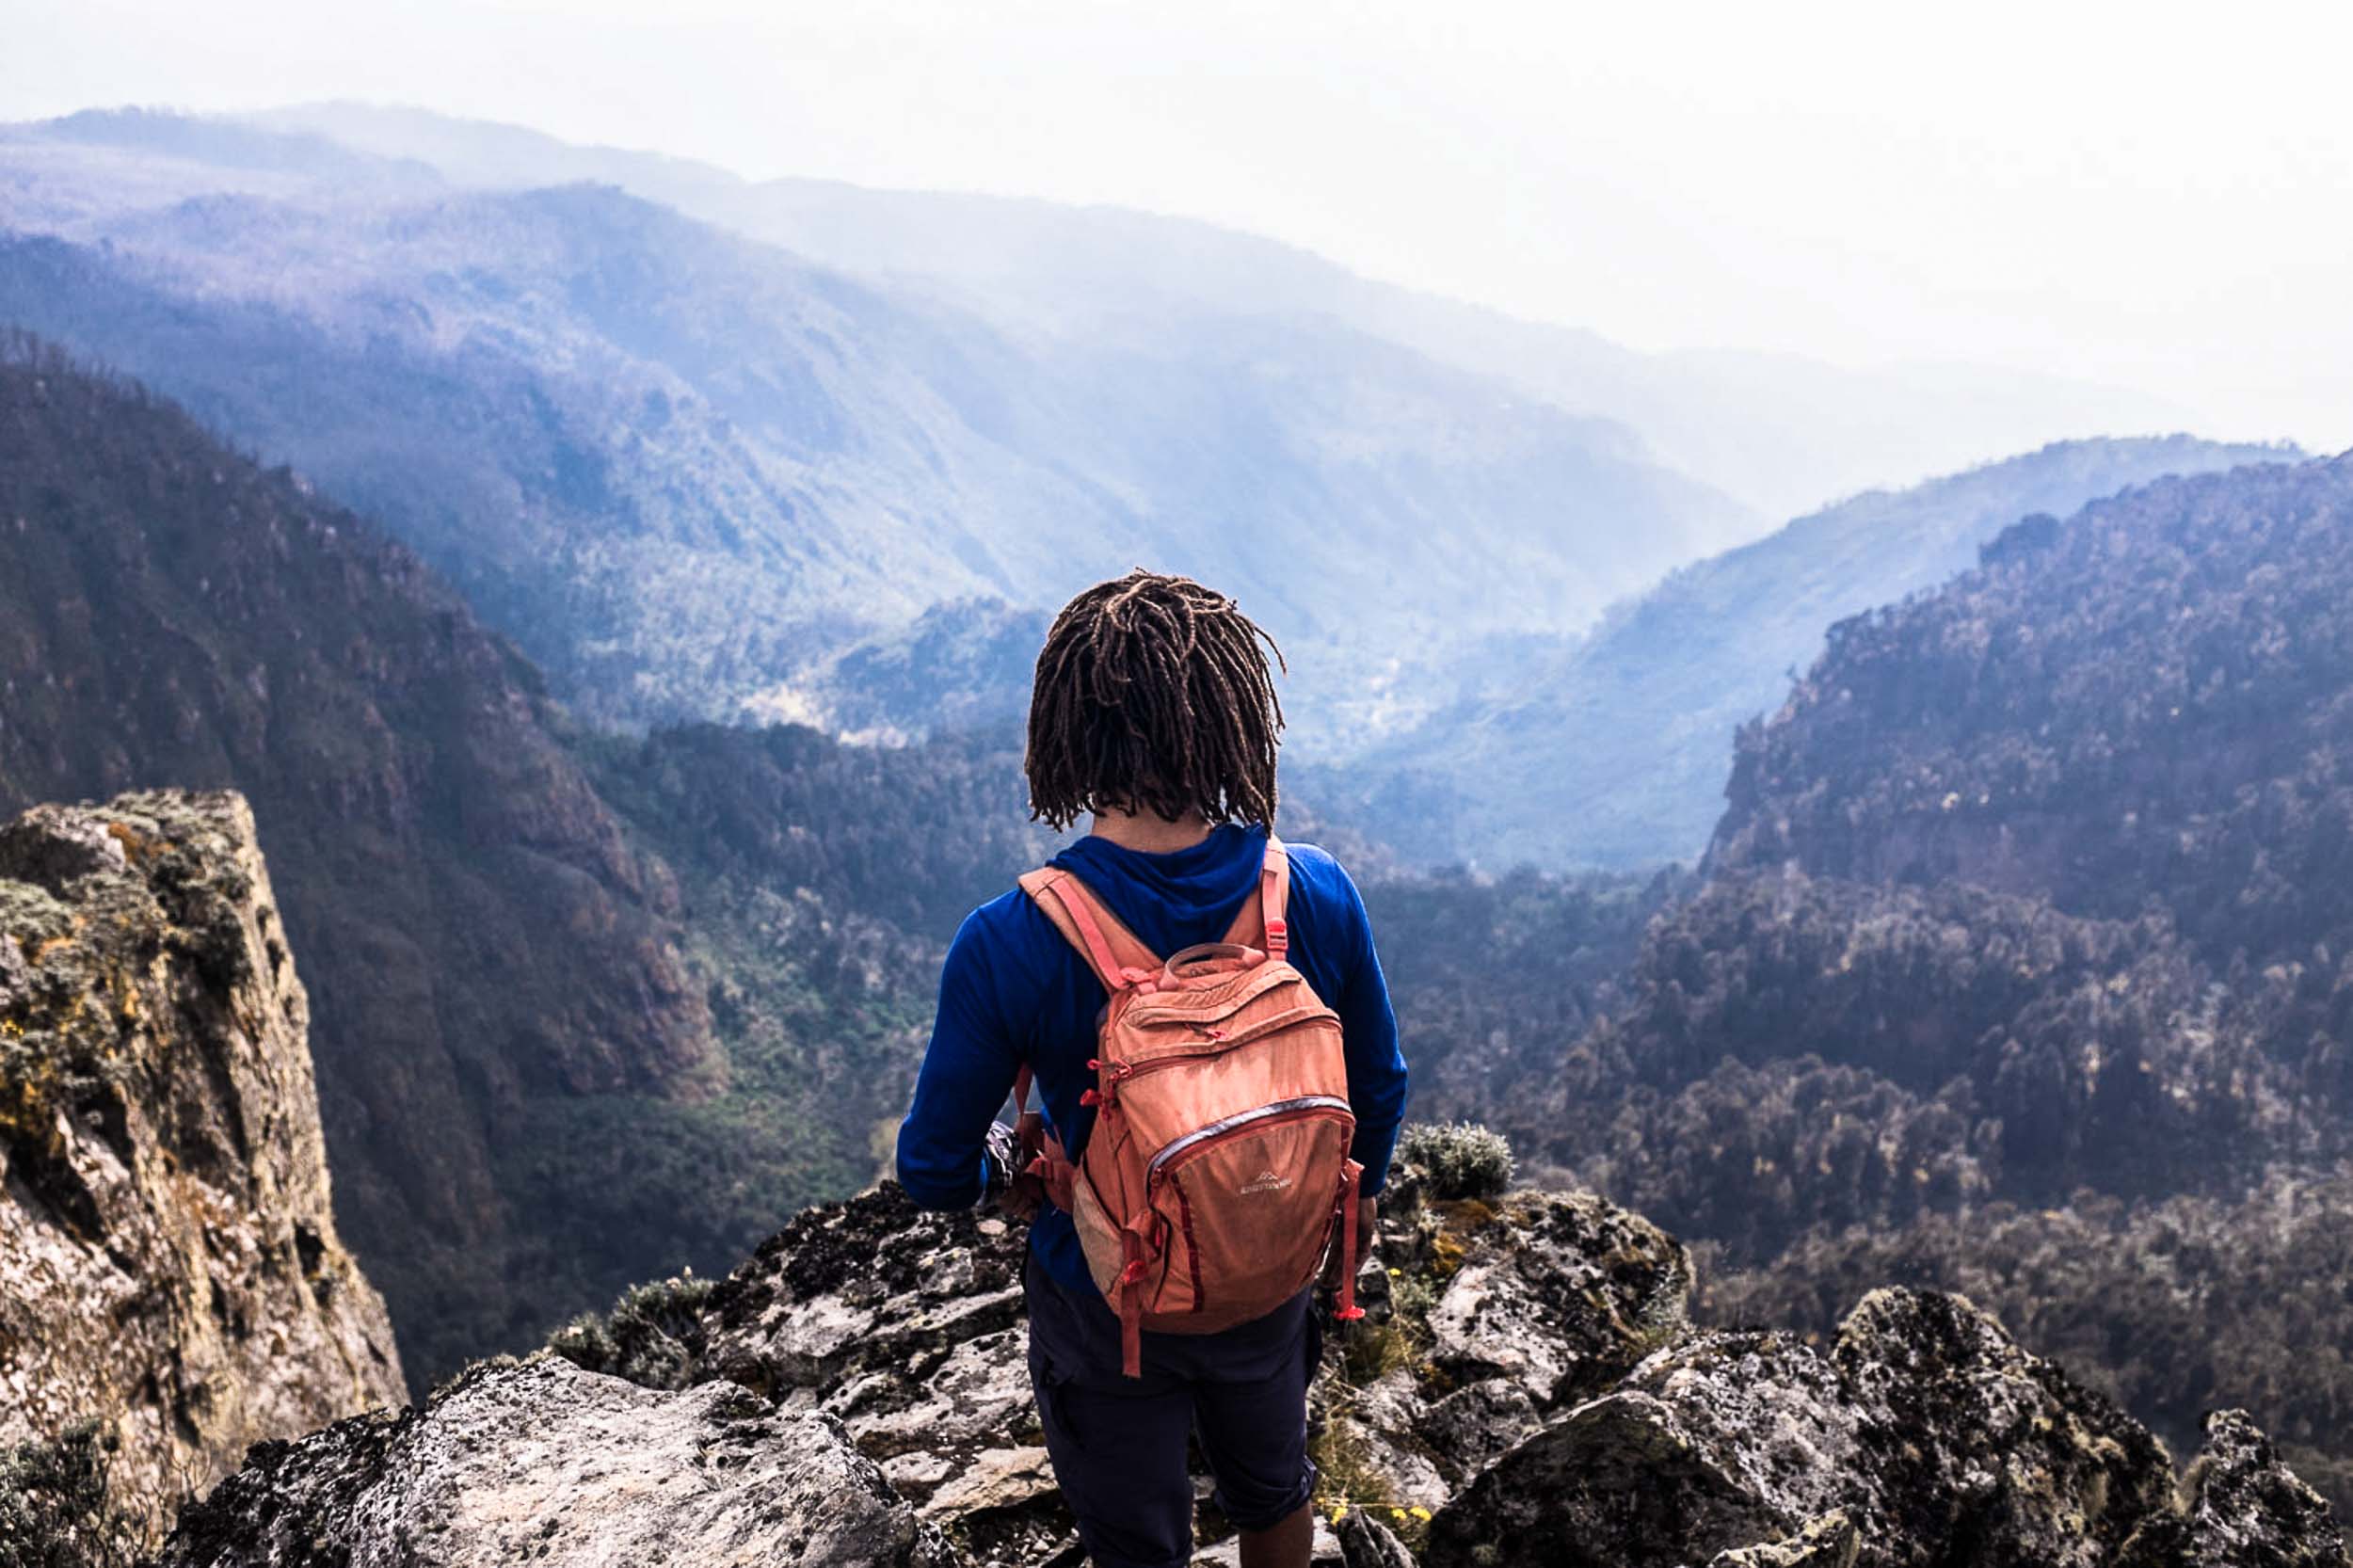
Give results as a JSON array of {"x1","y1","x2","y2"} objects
[{"x1": 981, "y1": 1122, "x2": 1045, "y2": 1221}]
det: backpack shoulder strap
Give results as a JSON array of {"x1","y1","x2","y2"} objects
[
  {"x1": 1018, "y1": 866, "x2": 1162, "y2": 992},
  {"x1": 1218, "y1": 836, "x2": 1291, "y2": 959}
]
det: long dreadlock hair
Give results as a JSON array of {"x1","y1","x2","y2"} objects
[{"x1": 1025, "y1": 569, "x2": 1288, "y2": 831}]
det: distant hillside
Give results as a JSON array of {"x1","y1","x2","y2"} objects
[
  {"x1": 1712, "y1": 451, "x2": 2353, "y2": 1016},
  {"x1": 1500, "y1": 450, "x2": 2353, "y2": 1505},
  {"x1": 251, "y1": 100, "x2": 2201, "y2": 521},
  {"x1": 0, "y1": 338, "x2": 715, "y2": 1379},
  {"x1": 0, "y1": 109, "x2": 1752, "y2": 743},
  {"x1": 1364, "y1": 437, "x2": 2295, "y2": 870},
  {"x1": 0, "y1": 341, "x2": 1051, "y2": 1385}
]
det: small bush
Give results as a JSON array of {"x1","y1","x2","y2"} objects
[
  {"x1": 546, "y1": 1272, "x2": 717, "y2": 1391},
  {"x1": 1398, "y1": 1122, "x2": 1514, "y2": 1201},
  {"x1": 0, "y1": 1423, "x2": 140, "y2": 1568}
]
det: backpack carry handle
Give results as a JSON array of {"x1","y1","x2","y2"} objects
[{"x1": 1161, "y1": 942, "x2": 1266, "y2": 985}]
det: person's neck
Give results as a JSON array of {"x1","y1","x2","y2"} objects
[{"x1": 1087, "y1": 808, "x2": 1218, "y2": 855}]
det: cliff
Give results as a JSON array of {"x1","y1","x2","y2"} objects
[
  {"x1": 0, "y1": 342, "x2": 719, "y2": 1381},
  {"x1": 0, "y1": 790, "x2": 404, "y2": 1541},
  {"x1": 164, "y1": 1147, "x2": 2345, "y2": 1567}
]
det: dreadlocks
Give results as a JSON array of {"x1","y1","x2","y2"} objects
[{"x1": 1025, "y1": 569, "x2": 1288, "y2": 832}]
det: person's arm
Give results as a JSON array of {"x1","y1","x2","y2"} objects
[
  {"x1": 1329, "y1": 861, "x2": 1409, "y2": 1194},
  {"x1": 896, "y1": 913, "x2": 1024, "y2": 1209}
]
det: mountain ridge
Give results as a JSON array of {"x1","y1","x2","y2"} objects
[
  {"x1": 244, "y1": 99, "x2": 2204, "y2": 521},
  {"x1": 1359, "y1": 434, "x2": 2300, "y2": 870}
]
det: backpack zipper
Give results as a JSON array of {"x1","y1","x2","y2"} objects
[{"x1": 1144, "y1": 1096, "x2": 1353, "y2": 1184}]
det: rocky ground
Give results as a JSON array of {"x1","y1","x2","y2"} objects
[
  {"x1": 0, "y1": 792, "x2": 405, "y2": 1544},
  {"x1": 165, "y1": 1156, "x2": 2348, "y2": 1567}
]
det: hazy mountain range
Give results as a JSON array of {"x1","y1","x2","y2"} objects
[
  {"x1": 0, "y1": 105, "x2": 2229, "y2": 793},
  {"x1": 0, "y1": 106, "x2": 1751, "y2": 747},
  {"x1": 249, "y1": 101, "x2": 2201, "y2": 522}
]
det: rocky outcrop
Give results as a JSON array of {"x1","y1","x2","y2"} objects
[
  {"x1": 0, "y1": 791, "x2": 405, "y2": 1541},
  {"x1": 1420, "y1": 1287, "x2": 2346, "y2": 1568},
  {"x1": 165, "y1": 1145, "x2": 2347, "y2": 1567},
  {"x1": 2117, "y1": 1411, "x2": 2352, "y2": 1568},
  {"x1": 161, "y1": 1355, "x2": 957, "y2": 1568}
]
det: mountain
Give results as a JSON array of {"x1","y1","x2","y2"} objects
[
  {"x1": 0, "y1": 107, "x2": 1753, "y2": 742},
  {"x1": 1479, "y1": 450, "x2": 2353, "y2": 1503},
  {"x1": 1360, "y1": 436, "x2": 2297, "y2": 871},
  {"x1": 0, "y1": 791, "x2": 404, "y2": 1544},
  {"x1": 0, "y1": 343, "x2": 1050, "y2": 1389},
  {"x1": 1710, "y1": 451, "x2": 2353, "y2": 1054},
  {"x1": 249, "y1": 101, "x2": 2202, "y2": 523},
  {"x1": 0, "y1": 339, "x2": 731, "y2": 1379}
]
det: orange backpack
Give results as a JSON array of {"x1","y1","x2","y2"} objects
[{"x1": 1009, "y1": 838, "x2": 1365, "y2": 1377}]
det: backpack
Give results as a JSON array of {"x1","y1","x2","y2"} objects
[{"x1": 1008, "y1": 837, "x2": 1366, "y2": 1377}]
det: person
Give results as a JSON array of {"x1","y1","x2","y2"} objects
[{"x1": 896, "y1": 568, "x2": 1410, "y2": 1568}]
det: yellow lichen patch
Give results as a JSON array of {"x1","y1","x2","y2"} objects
[
  {"x1": 1429, "y1": 1228, "x2": 1466, "y2": 1279},
  {"x1": 104, "y1": 820, "x2": 157, "y2": 866},
  {"x1": 1434, "y1": 1197, "x2": 1499, "y2": 1232}
]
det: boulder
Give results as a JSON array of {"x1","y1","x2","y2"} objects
[
  {"x1": 161, "y1": 1354, "x2": 960, "y2": 1567},
  {"x1": 1422, "y1": 1288, "x2": 2226, "y2": 1568},
  {"x1": 1417, "y1": 1190, "x2": 1690, "y2": 1407},
  {"x1": 2116, "y1": 1409, "x2": 2351, "y2": 1566}
]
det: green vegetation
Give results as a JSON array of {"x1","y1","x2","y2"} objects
[
  {"x1": 1398, "y1": 1123, "x2": 1515, "y2": 1202},
  {"x1": 548, "y1": 1272, "x2": 719, "y2": 1391},
  {"x1": 0, "y1": 1425, "x2": 139, "y2": 1568}
]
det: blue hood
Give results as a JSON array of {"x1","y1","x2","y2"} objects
[{"x1": 1048, "y1": 822, "x2": 1270, "y2": 961}]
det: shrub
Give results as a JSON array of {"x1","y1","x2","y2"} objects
[
  {"x1": 0, "y1": 1423, "x2": 139, "y2": 1568},
  {"x1": 1398, "y1": 1122, "x2": 1514, "y2": 1201},
  {"x1": 546, "y1": 1272, "x2": 717, "y2": 1391}
]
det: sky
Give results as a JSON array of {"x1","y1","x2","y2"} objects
[{"x1": 8, "y1": 0, "x2": 2352, "y2": 451}]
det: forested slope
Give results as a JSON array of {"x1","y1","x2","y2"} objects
[
  {"x1": 0, "y1": 342, "x2": 1019, "y2": 1382},
  {"x1": 1518, "y1": 451, "x2": 2353, "y2": 1502}
]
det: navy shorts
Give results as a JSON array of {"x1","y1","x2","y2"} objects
[{"x1": 1024, "y1": 1250, "x2": 1321, "y2": 1568}]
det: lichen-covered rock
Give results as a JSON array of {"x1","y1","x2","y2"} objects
[
  {"x1": 1335, "y1": 1510, "x2": 1419, "y2": 1568},
  {"x1": 160, "y1": 1353, "x2": 959, "y2": 1567},
  {"x1": 156, "y1": 1168, "x2": 2352, "y2": 1568},
  {"x1": 1710, "y1": 1512, "x2": 1860, "y2": 1568},
  {"x1": 1421, "y1": 1288, "x2": 2329, "y2": 1568},
  {"x1": 0, "y1": 791, "x2": 403, "y2": 1542},
  {"x1": 2116, "y1": 1410, "x2": 2351, "y2": 1567},
  {"x1": 1416, "y1": 1189, "x2": 1690, "y2": 1406},
  {"x1": 677, "y1": 1185, "x2": 1063, "y2": 1560},
  {"x1": 1306, "y1": 1178, "x2": 1690, "y2": 1530}
]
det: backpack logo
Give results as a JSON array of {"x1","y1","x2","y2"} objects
[{"x1": 1241, "y1": 1168, "x2": 1294, "y2": 1195}]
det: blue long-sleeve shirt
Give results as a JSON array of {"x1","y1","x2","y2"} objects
[{"x1": 896, "y1": 822, "x2": 1410, "y2": 1295}]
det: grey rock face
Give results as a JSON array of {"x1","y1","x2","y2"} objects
[
  {"x1": 2116, "y1": 1410, "x2": 2352, "y2": 1567},
  {"x1": 1421, "y1": 1287, "x2": 2343, "y2": 1568},
  {"x1": 0, "y1": 791, "x2": 404, "y2": 1542},
  {"x1": 1417, "y1": 1189, "x2": 1690, "y2": 1406},
  {"x1": 161, "y1": 1354, "x2": 959, "y2": 1567},
  {"x1": 697, "y1": 1188, "x2": 1064, "y2": 1563}
]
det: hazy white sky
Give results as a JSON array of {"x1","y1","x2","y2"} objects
[{"x1": 9, "y1": 0, "x2": 2352, "y2": 450}]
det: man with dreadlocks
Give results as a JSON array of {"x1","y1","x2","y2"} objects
[{"x1": 897, "y1": 569, "x2": 1409, "y2": 1568}]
